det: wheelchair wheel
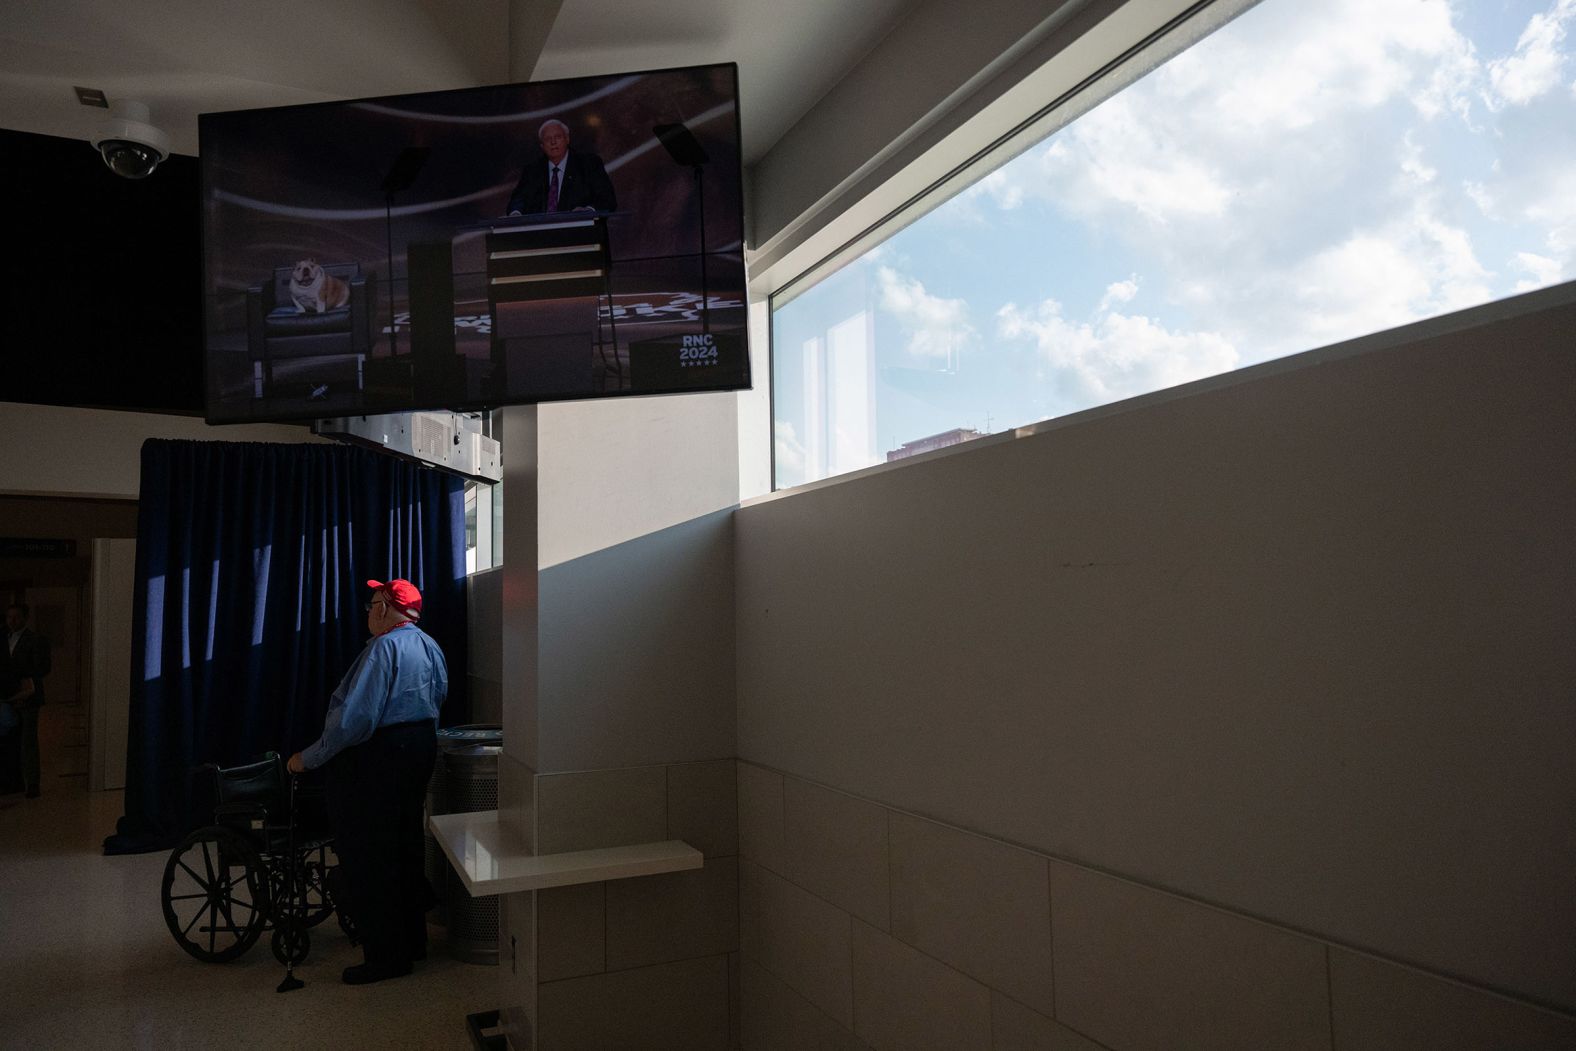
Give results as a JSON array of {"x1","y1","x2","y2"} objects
[
  {"x1": 300, "y1": 844, "x2": 337, "y2": 928},
  {"x1": 267, "y1": 844, "x2": 336, "y2": 930},
  {"x1": 161, "y1": 826, "x2": 269, "y2": 963}
]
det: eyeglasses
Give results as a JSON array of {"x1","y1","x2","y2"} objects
[{"x1": 364, "y1": 600, "x2": 388, "y2": 612}]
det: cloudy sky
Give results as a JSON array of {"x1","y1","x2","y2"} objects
[{"x1": 773, "y1": 0, "x2": 1575, "y2": 487}]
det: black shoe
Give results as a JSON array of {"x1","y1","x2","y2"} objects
[
  {"x1": 24, "y1": 787, "x2": 38, "y2": 799},
  {"x1": 342, "y1": 960, "x2": 412, "y2": 985}
]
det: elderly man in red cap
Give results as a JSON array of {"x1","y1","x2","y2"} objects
[{"x1": 288, "y1": 578, "x2": 448, "y2": 985}]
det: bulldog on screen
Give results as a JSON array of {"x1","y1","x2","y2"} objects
[{"x1": 288, "y1": 259, "x2": 350, "y2": 313}]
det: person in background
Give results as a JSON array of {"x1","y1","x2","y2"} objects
[
  {"x1": 0, "y1": 660, "x2": 27, "y2": 800},
  {"x1": 506, "y1": 117, "x2": 617, "y2": 216},
  {"x1": 287, "y1": 579, "x2": 448, "y2": 985},
  {"x1": 1, "y1": 603, "x2": 51, "y2": 799}
]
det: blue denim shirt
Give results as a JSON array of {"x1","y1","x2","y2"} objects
[{"x1": 301, "y1": 624, "x2": 447, "y2": 769}]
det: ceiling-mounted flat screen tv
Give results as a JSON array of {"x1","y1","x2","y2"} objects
[{"x1": 201, "y1": 63, "x2": 748, "y2": 424}]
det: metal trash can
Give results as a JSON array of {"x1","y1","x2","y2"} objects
[{"x1": 426, "y1": 724, "x2": 502, "y2": 964}]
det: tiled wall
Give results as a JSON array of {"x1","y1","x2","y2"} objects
[
  {"x1": 738, "y1": 760, "x2": 1576, "y2": 1051},
  {"x1": 533, "y1": 759, "x2": 741, "y2": 1049},
  {"x1": 735, "y1": 292, "x2": 1576, "y2": 1011}
]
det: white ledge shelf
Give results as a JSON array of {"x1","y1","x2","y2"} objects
[{"x1": 429, "y1": 810, "x2": 702, "y2": 896}]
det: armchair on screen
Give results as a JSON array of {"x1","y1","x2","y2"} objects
[{"x1": 245, "y1": 264, "x2": 377, "y2": 397}]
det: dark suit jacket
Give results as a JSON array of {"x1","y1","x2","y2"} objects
[
  {"x1": 506, "y1": 150, "x2": 617, "y2": 215},
  {"x1": 1, "y1": 629, "x2": 49, "y2": 709}
]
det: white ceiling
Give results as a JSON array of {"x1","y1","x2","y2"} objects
[{"x1": 0, "y1": 0, "x2": 920, "y2": 163}]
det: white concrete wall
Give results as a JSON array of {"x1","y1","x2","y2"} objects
[
  {"x1": 497, "y1": 388, "x2": 744, "y2": 763},
  {"x1": 466, "y1": 565, "x2": 504, "y2": 725},
  {"x1": 495, "y1": 400, "x2": 741, "y2": 1049},
  {"x1": 734, "y1": 285, "x2": 1576, "y2": 1014},
  {"x1": 537, "y1": 392, "x2": 742, "y2": 568},
  {"x1": 538, "y1": 509, "x2": 735, "y2": 773},
  {"x1": 0, "y1": 402, "x2": 324, "y2": 499},
  {"x1": 499, "y1": 405, "x2": 541, "y2": 771}
]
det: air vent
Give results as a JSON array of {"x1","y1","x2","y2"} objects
[{"x1": 412, "y1": 412, "x2": 451, "y2": 460}]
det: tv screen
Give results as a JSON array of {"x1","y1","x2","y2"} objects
[{"x1": 200, "y1": 63, "x2": 749, "y2": 424}]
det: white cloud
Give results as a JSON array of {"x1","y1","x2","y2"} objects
[
  {"x1": 996, "y1": 284, "x2": 1237, "y2": 411},
  {"x1": 1259, "y1": 205, "x2": 1493, "y2": 351},
  {"x1": 1486, "y1": 0, "x2": 1576, "y2": 109},
  {"x1": 900, "y1": 0, "x2": 1568, "y2": 397},
  {"x1": 1010, "y1": 0, "x2": 1491, "y2": 256},
  {"x1": 956, "y1": 0, "x2": 1489, "y2": 235},
  {"x1": 1098, "y1": 278, "x2": 1139, "y2": 312},
  {"x1": 1399, "y1": 132, "x2": 1437, "y2": 185},
  {"x1": 1512, "y1": 250, "x2": 1565, "y2": 291},
  {"x1": 975, "y1": 168, "x2": 1025, "y2": 210},
  {"x1": 1466, "y1": 145, "x2": 1576, "y2": 270},
  {"x1": 1521, "y1": 168, "x2": 1576, "y2": 261},
  {"x1": 1463, "y1": 3, "x2": 1576, "y2": 269},
  {"x1": 1290, "y1": 235, "x2": 1434, "y2": 341},
  {"x1": 947, "y1": 168, "x2": 1028, "y2": 226},
  {"x1": 876, "y1": 266, "x2": 973, "y2": 360},
  {"x1": 1019, "y1": 0, "x2": 1551, "y2": 362},
  {"x1": 1037, "y1": 97, "x2": 1235, "y2": 225},
  {"x1": 773, "y1": 421, "x2": 807, "y2": 483},
  {"x1": 1167, "y1": 0, "x2": 1478, "y2": 131},
  {"x1": 1463, "y1": 180, "x2": 1497, "y2": 217}
]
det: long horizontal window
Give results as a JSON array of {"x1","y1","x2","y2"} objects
[{"x1": 772, "y1": 0, "x2": 1576, "y2": 488}]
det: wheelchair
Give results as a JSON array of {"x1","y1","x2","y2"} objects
[{"x1": 160, "y1": 752, "x2": 355, "y2": 966}]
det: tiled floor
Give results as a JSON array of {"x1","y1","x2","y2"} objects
[{"x1": 0, "y1": 709, "x2": 501, "y2": 1051}]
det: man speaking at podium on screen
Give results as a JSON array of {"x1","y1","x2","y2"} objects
[{"x1": 507, "y1": 118, "x2": 617, "y2": 216}]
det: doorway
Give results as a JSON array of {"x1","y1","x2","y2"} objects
[{"x1": 0, "y1": 495, "x2": 139, "y2": 805}]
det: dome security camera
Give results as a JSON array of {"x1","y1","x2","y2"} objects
[{"x1": 91, "y1": 100, "x2": 170, "y2": 179}]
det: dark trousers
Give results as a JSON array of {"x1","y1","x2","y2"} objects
[
  {"x1": 19, "y1": 705, "x2": 39, "y2": 793},
  {"x1": 326, "y1": 720, "x2": 437, "y2": 967},
  {"x1": 0, "y1": 706, "x2": 38, "y2": 794},
  {"x1": 0, "y1": 723, "x2": 19, "y2": 794}
]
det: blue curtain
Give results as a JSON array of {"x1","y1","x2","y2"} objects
[{"x1": 104, "y1": 439, "x2": 468, "y2": 854}]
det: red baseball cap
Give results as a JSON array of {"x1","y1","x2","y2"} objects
[{"x1": 367, "y1": 579, "x2": 422, "y2": 619}]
